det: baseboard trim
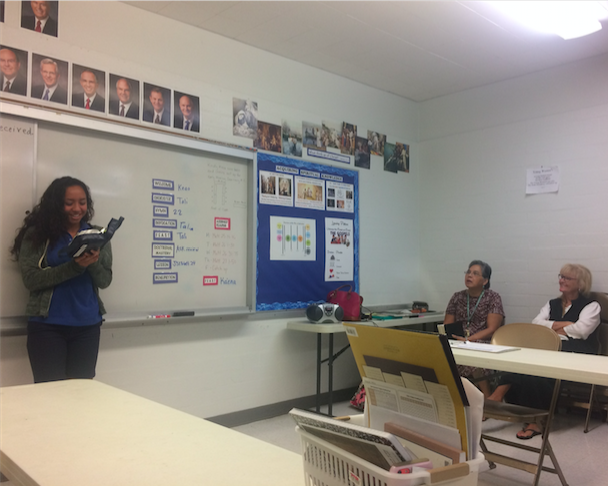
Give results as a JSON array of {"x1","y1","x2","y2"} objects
[{"x1": 207, "y1": 386, "x2": 358, "y2": 428}]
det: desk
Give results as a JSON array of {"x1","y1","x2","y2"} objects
[
  {"x1": 451, "y1": 346, "x2": 608, "y2": 386},
  {"x1": 287, "y1": 312, "x2": 445, "y2": 415},
  {"x1": 0, "y1": 380, "x2": 303, "y2": 486}
]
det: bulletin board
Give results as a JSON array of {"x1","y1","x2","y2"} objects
[{"x1": 256, "y1": 153, "x2": 359, "y2": 310}]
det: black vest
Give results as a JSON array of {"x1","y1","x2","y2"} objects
[{"x1": 549, "y1": 295, "x2": 599, "y2": 354}]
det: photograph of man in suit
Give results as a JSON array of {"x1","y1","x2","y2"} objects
[
  {"x1": 71, "y1": 66, "x2": 105, "y2": 112},
  {"x1": 173, "y1": 93, "x2": 200, "y2": 133},
  {"x1": 21, "y1": 1, "x2": 58, "y2": 37},
  {"x1": 0, "y1": 46, "x2": 28, "y2": 96},
  {"x1": 109, "y1": 75, "x2": 139, "y2": 119},
  {"x1": 143, "y1": 84, "x2": 170, "y2": 126},
  {"x1": 31, "y1": 55, "x2": 67, "y2": 104}
]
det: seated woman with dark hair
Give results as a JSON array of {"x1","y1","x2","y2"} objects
[
  {"x1": 443, "y1": 260, "x2": 505, "y2": 396},
  {"x1": 488, "y1": 263, "x2": 601, "y2": 439}
]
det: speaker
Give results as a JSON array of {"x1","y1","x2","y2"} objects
[{"x1": 306, "y1": 303, "x2": 344, "y2": 323}]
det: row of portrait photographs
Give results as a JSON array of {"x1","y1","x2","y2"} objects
[
  {"x1": 0, "y1": 2, "x2": 59, "y2": 37},
  {"x1": 0, "y1": 45, "x2": 201, "y2": 133}
]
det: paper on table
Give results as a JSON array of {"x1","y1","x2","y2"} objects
[
  {"x1": 424, "y1": 381, "x2": 457, "y2": 428},
  {"x1": 448, "y1": 341, "x2": 519, "y2": 353}
]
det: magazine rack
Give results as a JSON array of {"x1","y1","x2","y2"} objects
[{"x1": 297, "y1": 426, "x2": 484, "y2": 486}]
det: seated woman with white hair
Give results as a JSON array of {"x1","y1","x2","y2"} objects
[{"x1": 488, "y1": 263, "x2": 601, "y2": 439}]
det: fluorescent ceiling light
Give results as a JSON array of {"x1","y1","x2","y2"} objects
[{"x1": 491, "y1": 1, "x2": 608, "y2": 39}]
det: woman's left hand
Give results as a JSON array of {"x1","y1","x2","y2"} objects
[{"x1": 75, "y1": 249, "x2": 100, "y2": 268}]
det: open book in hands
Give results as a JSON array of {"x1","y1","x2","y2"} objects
[{"x1": 65, "y1": 217, "x2": 124, "y2": 258}]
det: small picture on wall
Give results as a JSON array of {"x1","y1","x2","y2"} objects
[
  {"x1": 354, "y1": 136, "x2": 370, "y2": 169},
  {"x1": 174, "y1": 91, "x2": 200, "y2": 132},
  {"x1": 109, "y1": 74, "x2": 140, "y2": 120},
  {"x1": 72, "y1": 65, "x2": 106, "y2": 112},
  {"x1": 322, "y1": 120, "x2": 341, "y2": 150},
  {"x1": 254, "y1": 120, "x2": 282, "y2": 153},
  {"x1": 1, "y1": 2, "x2": 5, "y2": 23},
  {"x1": 0, "y1": 45, "x2": 29, "y2": 96},
  {"x1": 232, "y1": 97, "x2": 258, "y2": 139},
  {"x1": 21, "y1": 1, "x2": 58, "y2": 37},
  {"x1": 281, "y1": 119, "x2": 302, "y2": 157},
  {"x1": 31, "y1": 53, "x2": 68, "y2": 104},
  {"x1": 384, "y1": 142, "x2": 409, "y2": 173},
  {"x1": 368, "y1": 130, "x2": 386, "y2": 156},
  {"x1": 302, "y1": 121, "x2": 325, "y2": 150},
  {"x1": 340, "y1": 122, "x2": 356, "y2": 156},
  {"x1": 142, "y1": 83, "x2": 171, "y2": 126}
]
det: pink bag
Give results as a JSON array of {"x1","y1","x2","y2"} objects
[{"x1": 327, "y1": 285, "x2": 363, "y2": 321}]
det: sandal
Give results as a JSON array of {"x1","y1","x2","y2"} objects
[{"x1": 516, "y1": 426, "x2": 542, "y2": 440}]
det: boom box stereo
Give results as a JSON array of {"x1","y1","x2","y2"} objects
[{"x1": 306, "y1": 303, "x2": 344, "y2": 323}]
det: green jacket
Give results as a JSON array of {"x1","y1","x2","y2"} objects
[{"x1": 18, "y1": 226, "x2": 113, "y2": 318}]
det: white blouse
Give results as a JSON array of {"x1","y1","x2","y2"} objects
[{"x1": 532, "y1": 300, "x2": 601, "y2": 340}]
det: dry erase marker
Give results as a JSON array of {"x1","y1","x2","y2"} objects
[{"x1": 148, "y1": 314, "x2": 171, "y2": 319}]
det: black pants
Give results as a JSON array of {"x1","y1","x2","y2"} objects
[
  {"x1": 499, "y1": 338, "x2": 598, "y2": 410},
  {"x1": 27, "y1": 322, "x2": 101, "y2": 383}
]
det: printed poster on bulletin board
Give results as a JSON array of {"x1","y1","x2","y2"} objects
[{"x1": 256, "y1": 153, "x2": 359, "y2": 310}]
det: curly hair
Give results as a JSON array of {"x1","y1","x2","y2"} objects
[{"x1": 10, "y1": 177, "x2": 94, "y2": 258}]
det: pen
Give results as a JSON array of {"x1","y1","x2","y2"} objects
[{"x1": 148, "y1": 314, "x2": 171, "y2": 319}]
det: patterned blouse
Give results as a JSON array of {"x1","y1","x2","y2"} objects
[{"x1": 445, "y1": 289, "x2": 505, "y2": 378}]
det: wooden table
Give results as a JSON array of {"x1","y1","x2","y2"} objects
[
  {"x1": 286, "y1": 312, "x2": 445, "y2": 415},
  {"x1": 0, "y1": 380, "x2": 304, "y2": 486}
]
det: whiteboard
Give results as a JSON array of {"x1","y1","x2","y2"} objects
[
  {"x1": 1, "y1": 114, "x2": 252, "y2": 322},
  {"x1": 0, "y1": 116, "x2": 36, "y2": 318}
]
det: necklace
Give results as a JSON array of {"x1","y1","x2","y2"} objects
[{"x1": 466, "y1": 290, "x2": 485, "y2": 338}]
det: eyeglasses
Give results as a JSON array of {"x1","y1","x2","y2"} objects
[
  {"x1": 465, "y1": 270, "x2": 483, "y2": 277},
  {"x1": 558, "y1": 274, "x2": 576, "y2": 281}
]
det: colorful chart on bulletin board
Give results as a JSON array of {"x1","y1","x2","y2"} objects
[{"x1": 256, "y1": 153, "x2": 359, "y2": 311}]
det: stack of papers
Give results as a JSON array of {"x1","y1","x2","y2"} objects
[{"x1": 448, "y1": 341, "x2": 519, "y2": 353}]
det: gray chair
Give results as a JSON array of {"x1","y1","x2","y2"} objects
[{"x1": 480, "y1": 323, "x2": 567, "y2": 486}]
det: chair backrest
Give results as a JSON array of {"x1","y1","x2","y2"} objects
[
  {"x1": 491, "y1": 323, "x2": 562, "y2": 351},
  {"x1": 590, "y1": 292, "x2": 608, "y2": 356}
]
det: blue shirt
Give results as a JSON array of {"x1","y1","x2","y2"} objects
[{"x1": 30, "y1": 222, "x2": 102, "y2": 326}]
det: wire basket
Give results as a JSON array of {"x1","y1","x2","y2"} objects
[{"x1": 297, "y1": 426, "x2": 483, "y2": 486}]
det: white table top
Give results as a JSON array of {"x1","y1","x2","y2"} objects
[
  {"x1": 287, "y1": 312, "x2": 445, "y2": 334},
  {"x1": 452, "y1": 346, "x2": 608, "y2": 387},
  {"x1": 0, "y1": 380, "x2": 304, "y2": 486}
]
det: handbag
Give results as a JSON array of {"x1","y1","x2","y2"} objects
[{"x1": 326, "y1": 285, "x2": 363, "y2": 321}]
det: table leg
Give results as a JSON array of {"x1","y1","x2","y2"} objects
[
  {"x1": 328, "y1": 333, "x2": 334, "y2": 416},
  {"x1": 316, "y1": 333, "x2": 322, "y2": 413}
]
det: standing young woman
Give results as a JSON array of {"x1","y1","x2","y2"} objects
[{"x1": 11, "y1": 176, "x2": 112, "y2": 383}]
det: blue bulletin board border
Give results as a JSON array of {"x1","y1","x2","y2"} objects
[{"x1": 256, "y1": 153, "x2": 359, "y2": 311}]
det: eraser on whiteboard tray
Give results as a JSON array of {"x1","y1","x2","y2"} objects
[{"x1": 172, "y1": 311, "x2": 195, "y2": 317}]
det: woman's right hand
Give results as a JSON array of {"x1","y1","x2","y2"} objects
[{"x1": 75, "y1": 249, "x2": 100, "y2": 268}]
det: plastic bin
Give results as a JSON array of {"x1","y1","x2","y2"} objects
[{"x1": 296, "y1": 425, "x2": 484, "y2": 486}]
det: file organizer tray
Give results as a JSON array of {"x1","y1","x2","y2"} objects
[{"x1": 297, "y1": 426, "x2": 484, "y2": 486}]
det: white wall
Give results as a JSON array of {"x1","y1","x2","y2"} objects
[
  {"x1": 0, "y1": 1, "x2": 421, "y2": 417},
  {"x1": 418, "y1": 54, "x2": 608, "y2": 323}
]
